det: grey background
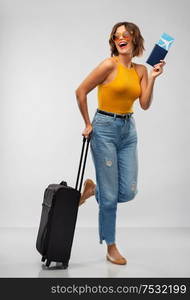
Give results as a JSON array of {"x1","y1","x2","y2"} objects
[{"x1": 0, "y1": 0, "x2": 189, "y2": 229}]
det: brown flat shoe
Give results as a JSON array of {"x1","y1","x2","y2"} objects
[
  {"x1": 106, "y1": 253, "x2": 127, "y2": 265},
  {"x1": 79, "y1": 179, "x2": 96, "y2": 206}
]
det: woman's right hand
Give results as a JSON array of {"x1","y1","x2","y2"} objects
[{"x1": 82, "y1": 124, "x2": 93, "y2": 139}]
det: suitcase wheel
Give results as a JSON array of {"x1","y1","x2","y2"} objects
[
  {"x1": 41, "y1": 256, "x2": 46, "y2": 262},
  {"x1": 46, "y1": 260, "x2": 51, "y2": 267}
]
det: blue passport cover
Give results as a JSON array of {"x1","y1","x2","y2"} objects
[{"x1": 146, "y1": 33, "x2": 174, "y2": 66}]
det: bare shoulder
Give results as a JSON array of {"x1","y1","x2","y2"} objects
[
  {"x1": 98, "y1": 57, "x2": 115, "y2": 70},
  {"x1": 133, "y1": 63, "x2": 148, "y2": 81},
  {"x1": 133, "y1": 62, "x2": 147, "y2": 71},
  {"x1": 75, "y1": 57, "x2": 115, "y2": 95}
]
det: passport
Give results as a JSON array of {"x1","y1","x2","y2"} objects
[{"x1": 146, "y1": 32, "x2": 174, "y2": 66}]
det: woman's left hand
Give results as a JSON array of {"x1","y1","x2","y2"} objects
[{"x1": 150, "y1": 60, "x2": 166, "y2": 79}]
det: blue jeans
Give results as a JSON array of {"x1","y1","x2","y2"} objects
[{"x1": 90, "y1": 109, "x2": 138, "y2": 245}]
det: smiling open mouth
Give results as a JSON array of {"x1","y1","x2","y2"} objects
[{"x1": 118, "y1": 42, "x2": 128, "y2": 48}]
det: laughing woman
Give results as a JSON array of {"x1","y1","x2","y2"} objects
[{"x1": 75, "y1": 21, "x2": 166, "y2": 265}]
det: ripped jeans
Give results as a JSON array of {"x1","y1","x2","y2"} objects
[{"x1": 90, "y1": 109, "x2": 138, "y2": 245}]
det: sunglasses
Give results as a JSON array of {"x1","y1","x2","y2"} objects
[{"x1": 112, "y1": 31, "x2": 133, "y2": 41}]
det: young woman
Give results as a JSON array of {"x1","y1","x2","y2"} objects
[{"x1": 75, "y1": 21, "x2": 166, "y2": 265}]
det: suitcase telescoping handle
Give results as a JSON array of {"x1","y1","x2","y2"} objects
[{"x1": 75, "y1": 134, "x2": 91, "y2": 193}]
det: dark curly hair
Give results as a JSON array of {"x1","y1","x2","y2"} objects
[{"x1": 109, "y1": 21, "x2": 145, "y2": 57}]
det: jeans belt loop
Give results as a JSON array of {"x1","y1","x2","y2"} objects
[{"x1": 113, "y1": 113, "x2": 117, "y2": 120}]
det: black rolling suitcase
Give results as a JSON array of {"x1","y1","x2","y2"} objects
[{"x1": 36, "y1": 136, "x2": 91, "y2": 269}]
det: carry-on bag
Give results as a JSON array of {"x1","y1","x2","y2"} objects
[{"x1": 36, "y1": 135, "x2": 91, "y2": 268}]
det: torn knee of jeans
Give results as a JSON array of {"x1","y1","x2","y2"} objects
[
  {"x1": 105, "y1": 159, "x2": 113, "y2": 167},
  {"x1": 131, "y1": 182, "x2": 137, "y2": 192}
]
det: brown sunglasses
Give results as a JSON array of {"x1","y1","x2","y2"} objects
[{"x1": 111, "y1": 31, "x2": 133, "y2": 41}]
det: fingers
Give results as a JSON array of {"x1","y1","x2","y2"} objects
[
  {"x1": 82, "y1": 134, "x2": 91, "y2": 140},
  {"x1": 153, "y1": 60, "x2": 166, "y2": 68},
  {"x1": 82, "y1": 128, "x2": 93, "y2": 139}
]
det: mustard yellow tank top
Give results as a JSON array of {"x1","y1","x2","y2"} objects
[{"x1": 97, "y1": 56, "x2": 141, "y2": 114}]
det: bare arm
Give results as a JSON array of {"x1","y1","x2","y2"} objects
[
  {"x1": 139, "y1": 65, "x2": 155, "y2": 110},
  {"x1": 139, "y1": 60, "x2": 166, "y2": 110},
  {"x1": 75, "y1": 58, "x2": 114, "y2": 126}
]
